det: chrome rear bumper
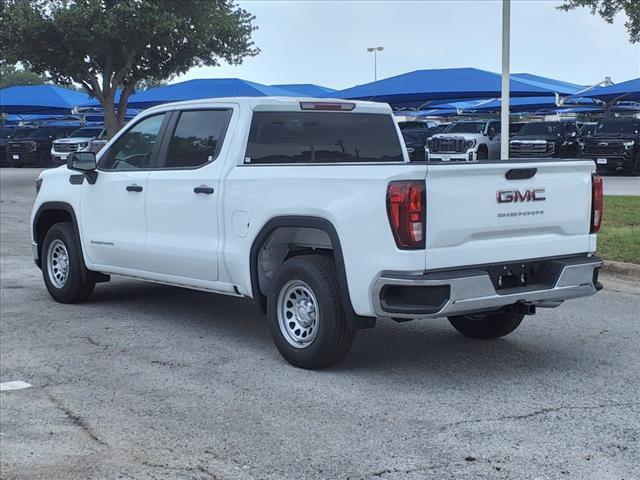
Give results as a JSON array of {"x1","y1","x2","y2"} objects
[{"x1": 372, "y1": 256, "x2": 602, "y2": 319}]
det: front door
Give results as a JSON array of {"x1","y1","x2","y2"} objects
[
  {"x1": 79, "y1": 113, "x2": 168, "y2": 272},
  {"x1": 144, "y1": 107, "x2": 235, "y2": 282}
]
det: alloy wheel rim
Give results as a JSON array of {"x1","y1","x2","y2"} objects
[
  {"x1": 277, "y1": 280, "x2": 319, "y2": 349},
  {"x1": 47, "y1": 239, "x2": 70, "y2": 289}
]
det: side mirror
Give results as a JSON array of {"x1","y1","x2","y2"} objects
[{"x1": 67, "y1": 152, "x2": 98, "y2": 184}]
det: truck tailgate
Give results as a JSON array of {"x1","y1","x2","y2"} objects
[{"x1": 425, "y1": 160, "x2": 595, "y2": 270}]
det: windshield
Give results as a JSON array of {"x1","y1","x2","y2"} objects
[
  {"x1": 10, "y1": 128, "x2": 42, "y2": 139},
  {"x1": 70, "y1": 128, "x2": 102, "y2": 138},
  {"x1": 518, "y1": 122, "x2": 564, "y2": 136},
  {"x1": 595, "y1": 120, "x2": 640, "y2": 135},
  {"x1": 399, "y1": 121, "x2": 430, "y2": 130},
  {"x1": 444, "y1": 122, "x2": 486, "y2": 134}
]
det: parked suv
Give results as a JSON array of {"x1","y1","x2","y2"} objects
[
  {"x1": 580, "y1": 118, "x2": 640, "y2": 176},
  {"x1": 31, "y1": 97, "x2": 603, "y2": 369},
  {"x1": 427, "y1": 120, "x2": 501, "y2": 161},
  {"x1": 510, "y1": 121, "x2": 580, "y2": 158},
  {"x1": 51, "y1": 126, "x2": 107, "y2": 165},
  {"x1": 6, "y1": 125, "x2": 77, "y2": 167}
]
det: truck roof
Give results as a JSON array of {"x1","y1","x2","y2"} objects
[{"x1": 143, "y1": 96, "x2": 392, "y2": 115}]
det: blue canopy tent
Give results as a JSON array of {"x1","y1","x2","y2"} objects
[
  {"x1": 511, "y1": 73, "x2": 583, "y2": 94},
  {"x1": 580, "y1": 78, "x2": 640, "y2": 102},
  {"x1": 329, "y1": 68, "x2": 577, "y2": 109},
  {"x1": 272, "y1": 84, "x2": 335, "y2": 97},
  {"x1": 125, "y1": 78, "x2": 298, "y2": 109},
  {"x1": 0, "y1": 85, "x2": 90, "y2": 115},
  {"x1": 454, "y1": 96, "x2": 596, "y2": 114}
]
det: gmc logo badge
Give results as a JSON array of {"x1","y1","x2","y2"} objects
[{"x1": 497, "y1": 188, "x2": 546, "y2": 203}]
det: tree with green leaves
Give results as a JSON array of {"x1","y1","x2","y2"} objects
[
  {"x1": 0, "y1": 63, "x2": 48, "y2": 88},
  {"x1": 558, "y1": 0, "x2": 640, "y2": 43},
  {"x1": 1, "y1": 0, "x2": 258, "y2": 137}
]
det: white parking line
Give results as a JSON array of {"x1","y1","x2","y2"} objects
[{"x1": 0, "y1": 381, "x2": 32, "y2": 391}]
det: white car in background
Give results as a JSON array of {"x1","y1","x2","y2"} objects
[
  {"x1": 51, "y1": 126, "x2": 107, "y2": 165},
  {"x1": 427, "y1": 120, "x2": 501, "y2": 161}
]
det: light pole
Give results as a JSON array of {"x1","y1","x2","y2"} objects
[
  {"x1": 500, "y1": 0, "x2": 510, "y2": 160},
  {"x1": 367, "y1": 46, "x2": 384, "y2": 81}
]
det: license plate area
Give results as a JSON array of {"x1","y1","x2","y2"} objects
[
  {"x1": 487, "y1": 260, "x2": 552, "y2": 290},
  {"x1": 597, "y1": 158, "x2": 607, "y2": 164}
]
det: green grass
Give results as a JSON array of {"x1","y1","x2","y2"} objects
[{"x1": 597, "y1": 196, "x2": 640, "y2": 264}]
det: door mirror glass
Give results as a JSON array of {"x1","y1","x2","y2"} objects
[{"x1": 67, "y1": 151, "x2": 97, "y2": 171}]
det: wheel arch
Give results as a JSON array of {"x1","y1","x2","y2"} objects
[
  {"x1": 249, "y1": 216, "x2": 375, "y2": 330},
  {"x1": 33, "y1": 202, "x2": 80, "y2": 269}
]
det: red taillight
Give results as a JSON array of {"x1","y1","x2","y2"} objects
[
  {"x1": 591, "y1": 174, "x2": 603, "y2": 233},
  {"x1": 387, "y1": 181, "x2": 425, "y2": 249}
]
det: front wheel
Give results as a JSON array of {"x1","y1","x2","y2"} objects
[
  {"x1": 448, "y1": 311, "x2": 524, "y2": 339},
  {"x1": 41, "y1": 222, "x2": 95, "y2": 303},
  {"x1": 267, "y1": 255, "x2": 355, "y2": 369}
]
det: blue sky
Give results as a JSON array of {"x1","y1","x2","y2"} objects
[{"x1": 180, "y1": 0, "x2": 640, "y2": 89}]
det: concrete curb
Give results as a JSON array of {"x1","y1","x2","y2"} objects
[{"x1": 601, "y1": 260, "x2": 640, "y2": 281}]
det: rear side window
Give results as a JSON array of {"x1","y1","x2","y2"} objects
[
  {"x1": 163, "y1": 109, "x2": 232, "y2": 169},
  {"x1": 245, "y1": 112, "x2": 404, "y2": 164}
]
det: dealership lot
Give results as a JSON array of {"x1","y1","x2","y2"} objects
[{"x1": 1, "y1": 168, "x2": 639, "y2": 480}]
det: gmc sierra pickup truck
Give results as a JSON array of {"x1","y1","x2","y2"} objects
[{"x1": 31, "y1": 97, "x2": 604, "y2": 369}]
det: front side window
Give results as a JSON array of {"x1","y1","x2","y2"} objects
[
  {"x1": 162, "y1": 109, "x2": 231, "y2": 169},
  {"x1": 246, "y1": 112, "x2": 404, "y2": 164},
  {"x1": 99, "y1": 114, "x2": 166, "y2": 170}
]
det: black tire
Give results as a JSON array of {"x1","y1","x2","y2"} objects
[
  {"x1": 448, "y1": 311, "x2": 524, "y2": 339},
  {"x1": 41, "y1": 222, "x2": 95, "y2": 303},
  {"x1": 267, "y1": 255, "x2": 355, "y2": 369},
  {"x1": 477, "y1": 147, "x2": 488, "y2": 160}
]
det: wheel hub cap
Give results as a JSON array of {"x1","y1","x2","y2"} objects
[
  {"x1": 277, "y1": 280, "x2": 319, "y2": 349},
  {"x1": 47, "y1": 239, "x2": 70, "y2": 289}
]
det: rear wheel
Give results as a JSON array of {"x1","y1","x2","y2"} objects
[
  {"x1": 42, "y1": 222, "x2": 95, "y2": 303},
  {"x1": 267, "y1": 255, "x2": 355, "y2": 369},
  {"x1": 448, "y1": 311, "x2": 524, "y2": 339}
]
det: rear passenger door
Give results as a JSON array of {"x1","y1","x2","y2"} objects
[{"x1": 144, "y1": 106, "x2": 235, "y2": 282}]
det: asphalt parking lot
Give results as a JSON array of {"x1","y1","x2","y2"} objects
[{"x1": 1, "y1": 168, "x2": 639, "y2": 480}]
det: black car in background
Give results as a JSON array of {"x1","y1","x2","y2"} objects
[
  {"x1": 399, "y1": 121, "x2": 443, "y2": 161},
  {"x1": 0, "y1": 126, "x2": 18, "y2": 166},
  {"x1": 509, "y1": 121, "x2": 580, "y2": 158},
  {"x1": 581, "y1": 118, "x2": 640, "y2": 176},
  {"x1": 5, "y1": 125, "x2": 77, "y2": 167},
  {"x1": 509, "y1": 122, "x2": 526, "y2": 137}
]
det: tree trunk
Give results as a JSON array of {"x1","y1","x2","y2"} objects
[{"x1": 100, "y1": 93, "x2": 126, "y2": 139}]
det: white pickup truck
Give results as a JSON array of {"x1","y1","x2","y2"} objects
[{"x1": 31, "y1": 97, "x2": 604, "y2": 369}]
